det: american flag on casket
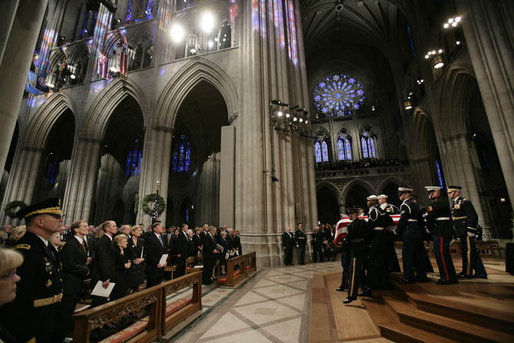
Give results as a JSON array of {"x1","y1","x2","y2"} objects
[{"x1": 333, "y1": 214, "x2": 401, "y2": 244}]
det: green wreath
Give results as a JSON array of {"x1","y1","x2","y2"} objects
[
  {"x1": 4, "y1": 200, "x2": 27, "y2": 219},
  {"x1": 142, "y1": 193, "x2": 165, "y2": 216}
]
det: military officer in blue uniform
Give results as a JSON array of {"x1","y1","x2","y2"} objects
[
  {"x1": 448, "y1": 186, "x2": 487, "y2": 279},
  {"x1": 397, "y1": 187, "x2": 428, "y2": 283},
  {"x1": 425, "y1": 186, "x2": 458, "y2": 284},
  {"x1": 0, "y1": 198, "x2": 64, "y2": 343}
]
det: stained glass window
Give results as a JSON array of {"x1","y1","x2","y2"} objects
[
  {"x1": 314, "y1": 133, "x2": 329, "y2": 163},
  {"x1": 407, "y1": 24, "x2": 417, "y2": 57},
  {"x1": 337, "y1": 133, "x2": 352, "y2": 161},
  {"x1": 436, "y1": 160, "x2": 444, "y2": 187},
  {"x1": 45, "y1": 154, "x2": 59, "y2": 186},
  {"x1": 313, "y1": 73, "x2": 365, "y2": 117},
  {"x1": 314, "y1": 141, "x2": 322, "y2": 163},
  {"x1": 125, "y1": 139, "x2": 142, "y2": 178},
  {"x1": 172, "y1": 134, "x2": 191, "y2": 173},
  {"x1": 361, "y1": 131, "x2": 377, "y2": 159}
]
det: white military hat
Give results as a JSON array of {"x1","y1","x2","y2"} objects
[
  {"x1": 377, "y1": 194, "x2": 388, "y2": 199},
  {"x1": 398, "y1": 187, "x2": 413, "y2": 193},
  {"x1": 366, "y1": 195, "x2": 378, "y2": 201},
  {"x1": 424, "y1": 186, "x2": 441, "y2": 192}
]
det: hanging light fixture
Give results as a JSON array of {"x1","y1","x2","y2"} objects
[
  {"x1": 403, "y1": 98, "x2": 413, "y2": 110},
  {"x1": 432, "y1": 55, "x2": 444, "y2": 69}
]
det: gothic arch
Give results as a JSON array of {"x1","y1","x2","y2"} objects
[
  {"x1": 438, "y1": 66, "x2": 476, "y2": 137},
  {"x1": 24, "y1": 93, "x2": 76, "y2": 149},
  {"x1": 154, "y1": 58, "x2": 238, "y2": 128},
  {"x1": 377, "y1": 176, "x2": 410, "y2": 194},
  {"x1": 316, "y1": 181, "x2": 342, "y2": 203},
  {"x1": 341, "y1": 178, "x2": 375, "y2": 201},
  {"x1": 82, "y1": 77, "x2": 149, "y2": 140}
]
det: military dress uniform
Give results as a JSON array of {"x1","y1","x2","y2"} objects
[
  {"x1": 295, "y1": 227, "x2": 306, "y2": 265},
  {"x1": 426, "y1": 192, "x2": 458, "y2": 284},
  {"x1": 397, "y1": 192, "x2": 427, "y2": 283},
  {"x1": 366, "y1": 204, "x2": 392, "y2": 290},
  {"x1": 0, "y1": 231, "x2": 63, "y2": 343},
  {"x1": 344, "y1": 216, "x2": 371, "y2": 303},
  {"x1": 379, "y1": 202, "x2": 401, "y2": 273},
  {"x1": 450, "y1": 190, "x2": 487, "y2": 278}
]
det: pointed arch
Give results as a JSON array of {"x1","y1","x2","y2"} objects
[
  {"x1": 24, "y1": 93, "x2": 76, "y2": 149},
  {"x1": 438, "y1": 66, "x2": 476, "y2": 137},
  {"x1": 154, "y1": 57, "x2": 238, "y2": 128},
  {"x1": 377, "y1": 176, "x2": 410, "y2": 194},
  {"x1": 82, "y1": 77, "x2": 149, "y2": 140},
  {"x1": 316, "y1": 181, "x2": 342, "y2": 203},
  {"x1": 341, "y1": 178, "x2": 375, "y2": 202}
]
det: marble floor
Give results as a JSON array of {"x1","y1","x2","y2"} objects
[{"x1": 166, "y1": 262, "x2": 342, "y2": 343}]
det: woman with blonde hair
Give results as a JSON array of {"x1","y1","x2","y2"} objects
[
  {"x1": 127, "y1": 225, "x2": 146, "y2": 291},
  {"x1": 112, "y1": 234, "x2": 131, "y2": 299},
  {"x1": 0, "y1": 248, "x2": 23, "y2": 343},
  {"x1": 6, "y1": 225, "x2": 26, "y2": 247}
]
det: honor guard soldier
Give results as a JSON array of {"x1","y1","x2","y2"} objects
[
  {"x1": 295, "y1": 223, "x2": 306, "y2": 265},
  {"x1": 0, "y1": 198, "x2": 64, "y2": 343},
  {"x1": 397, "y1": 187, "x2": 428, "y2": 283},
  {"x1": 364, "y1": 195, "x2": 391, "y2": 294},
  {"x1": 377, "y1": 194, "x2": 401, "y2": 273},
  {"x1": 343, "y1": 208, "x2": 371, "y2": 304},
  {"x1": 448, "y1": 186, "x2": 487, "y2": 279},
  {"x1": 425, "y1": 186, "x2": 458, "y2": 284}
]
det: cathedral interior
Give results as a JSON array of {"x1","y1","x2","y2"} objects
[{"x1": 0, "y1": 0, "x2": 512, "y2": 267}]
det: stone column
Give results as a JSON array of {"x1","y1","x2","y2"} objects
[
  {"x1": 0, "y1": 0, "x2": 19, "y2": 65},
  {"x1": 136, "y1": 126, "x2": 173, "y2": 228},
  {"x1": 62, "y1": 137, "x2": 102, "y2": 224},
  {"x1": 440, "y1": 133, "x2": 489, "y2": 233},
  {"x1": 456, "y1": 0, "x2": 514, "y2": 207},
  {"x1": 198, "y1": 153, "x2": 220, "y2": 225},
  {"x1": 0, "y1": 146, "x2": 44, "y2": 224},
  {"x1": 0, "y1": 0, "x2": 48, "y2": 175}
]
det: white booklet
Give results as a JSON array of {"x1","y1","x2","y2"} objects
[
  {"x1": 159, "y1": 254, "x2": 169, "y2": 266},
  {"x1": 91, "y1": 281, "x2": 115, "y2": 298}
]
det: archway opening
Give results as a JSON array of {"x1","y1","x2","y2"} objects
[
  {"x1": 34, "y1": 109, "x2": 75, "y2": 202},
  {"x1": 345, "y1": 184, "x2": 369, "y2": 210},
  {"x1": 167, "y1": 81, "x2": 228, "y2": 228},
  {"x1": 316, "y1": 186, "x2": 340, "y2": 224},
  {"x1": 92, "y1": 95, "x2": 144, "y2": 226}
]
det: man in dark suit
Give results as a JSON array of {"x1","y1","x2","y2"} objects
[
  {"x1": 202, "y1": 226, "x2": 219, "y2": 285},
  {"x1": 0, "y1": 198, "x2": 64, "y2": 343},
  {"x1": 282, "y1": 227, "x2": 295, "y2": 266},
  {"x1": 91, "y1": 220, "x2": 118, "y2": 307},
  {"x1": 295, "y1": 223, "x2": 307, "y2": 265},
  {"x1": 174, "y1": 224, "x2": 190, "y2": 278},
  {"x1": 85, "y1": 225, "x2": 96, "y2": 259},
  {"x1": 61, "y1": 220, "x2": 92, "y2": 337},
  {"x1": 145, "y1": 221, "x2": 168, "y2": 287}
]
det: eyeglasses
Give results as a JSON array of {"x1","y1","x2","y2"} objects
[{"x1": 1, "y1": 269, "x2": 17, "y2": 281}]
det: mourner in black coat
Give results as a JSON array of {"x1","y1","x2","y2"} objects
[
  {"x1": 144, "y1": 222, "x2": 168, "y2": 287},
  {"x1": 91, "y1": 220, "x2": 118, "y2": 307},
  {"x1": 61, "y1": 220, "x2": 91, "y2": 336},
  {"x1": 282, "y1": 227, "x2": 295, "y2": 265},
  {"x1": 127, "y1": 226, "x2": 146, "y2": 290},
  {"x1": 174, "y1": 224, "x2": 191, "y2": 278},
  {"x1": 202, "y1": 227, "x2": 219, "y2": 285}
]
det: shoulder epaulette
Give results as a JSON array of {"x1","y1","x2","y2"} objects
[{"x1": 14, "y1": 243, "x2": 31, "y2": 250}]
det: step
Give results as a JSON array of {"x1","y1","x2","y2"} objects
[
  {"x1": 383, "y1": 294, "x2": 514, "y2": 343},
  {"x1": 406, "y1": 291, "x2": 514, "y2": 335},
  {"x1": 362, "y1": 297, "x2": 456, "y2": 343}
]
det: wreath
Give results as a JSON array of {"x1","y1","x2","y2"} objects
[
  {"x1": 142, "y1": 193, "x2": 165, "y2": 216},
  {"x1": 4, "y1": 200, "x2": 27, "y2": 219}
]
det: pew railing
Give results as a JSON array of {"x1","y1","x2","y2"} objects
[
  {"x1": 218, "y1": 252, "x2": 257, "y2": 287},
  {"x1": 244, "y1": 251, "x2": 257, "y2": 276},
  {"x1": 72, "y1": 271, "x2": 202, "y2": 343}
]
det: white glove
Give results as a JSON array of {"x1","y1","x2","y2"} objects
[{"x1": 467, "y1": 232, "x2": 475, "y2": 237}]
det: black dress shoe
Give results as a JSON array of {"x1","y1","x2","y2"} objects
[
  {"x1": 400, "y1": 278, "x2": 415, "y2": 284},
  {"x1": 358, "y1": 289, "x2": 373, "y2": 297},
  {"x1": 343, "y1": 296, "x2": 357, "y2": 304},
  {"x1": 336, "y1": 286, "x2": 345, "y2": 292},
  {"x1": 474, "y1": 274, "x2": 488, "y2": 279}
]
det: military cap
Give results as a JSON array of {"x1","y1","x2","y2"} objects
[
  {"x1": 16, "y1": 198, "x2": 62, "y2": 219},
  {"x1": 447, "y1": 185, "x2": 462, "y2": 192},
  {"x1": 398, "y1": 187, "x2": 414, "y2": 193},
  {"x1": 366, "y1": 195, "x2": 378, "y2": 201},
  {"x1": 424, "y1": 186, "x2": 441, "y2": 192},
  {"x1": 377, "y1": 194, "x2": 388, "y2": 199}
]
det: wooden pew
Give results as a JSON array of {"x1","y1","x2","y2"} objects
[
  {"x1": 72, "y1": 271, "x2": 202, "y2": 343},
  {"x1": 217, "y1": 252, "x2": 258, "y2": 287}
]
